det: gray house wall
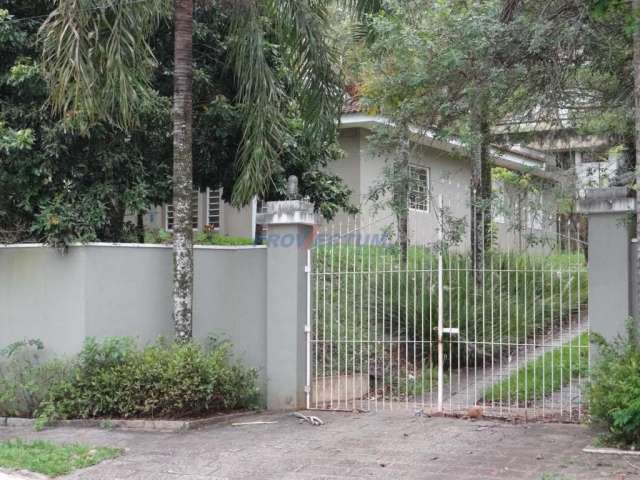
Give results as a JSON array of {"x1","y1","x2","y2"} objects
[
  {"x1": 331, "y1": 127, "x2": 554, "y2": 250},
  {"x1": 140, "y1": 193, "x2": 256, "y2": 239}
]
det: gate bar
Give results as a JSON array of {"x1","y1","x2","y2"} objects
[
  {"x1": 305, "y1": 248, "x2": 311, "y2": 410},
  {"x1": 437, "y1": 194, "x2": 444, "y2": 413}
]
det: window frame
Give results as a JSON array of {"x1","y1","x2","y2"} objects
[
  {"x1": 206, "y1": 187, "x2": 222, "y2": 229},
  {"x1": 408, "y1": 163, "x2": 431, "y2": 212},
  {"x1": 166, "y1": 190, "x2": 200, "y2": 231}
]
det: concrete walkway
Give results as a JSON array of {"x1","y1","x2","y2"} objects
[{"x1": 0, "y1": 411, "x2": 637, "y2": 480}]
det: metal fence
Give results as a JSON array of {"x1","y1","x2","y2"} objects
[{"x1": 305, "y1": 210, "x2": 589, "y2": 422}]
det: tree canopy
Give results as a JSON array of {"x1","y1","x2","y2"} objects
[{"x1": 0, "y1": 0, "x2": 357, "y2": 245}]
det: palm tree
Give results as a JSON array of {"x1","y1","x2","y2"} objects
[
  {"x1": 39, "y1": 0, "x2": 374, "y2": 340},
  {"x1": 172, "y1": 0, "x2": 194, "y2": 340},
  {"x1": 633, "y1": 0, "x2": 640, "y2": 313}
]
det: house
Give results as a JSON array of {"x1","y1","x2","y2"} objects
[
  {"x1": 144, "y1": 98, "x2": 568, "y2": 250},
  {"x1": 142, "y1": 188, "x2": 257, "y2": 240},
  {"x1": 328, "y1": 99, "x2": 559, "y2": 250}
]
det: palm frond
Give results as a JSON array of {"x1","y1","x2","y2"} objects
[
  {"x1": 336, "y1": 0, "x2": 382, "y2": 20},
  {"x1": 229, "y1": 0, "x2": 345, "y2": 206},
  {"x1": 228, "y1": 1, "x2": 286, "y2": 205},
  {"x1": 38, "y1": 0, "x2": 170, "y2": 130}
]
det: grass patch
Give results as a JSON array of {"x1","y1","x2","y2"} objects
[
  {"x1": 483, "y1": 332, "x2": 589, "y2": 404},
  {"x1": 0, "y1": 439, "x2": 121, "y2": 477}
]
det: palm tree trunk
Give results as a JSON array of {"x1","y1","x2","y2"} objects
[
  {"x1": 633, "y1": 0, "x2": 640, "y2": 322},
  {"x1": 172, "y1": 0, "x2": 194, "y2": 341}
]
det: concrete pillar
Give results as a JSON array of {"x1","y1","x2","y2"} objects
[
  {"x1": 258, "y1": 201, "x2": 317, "y2": 410},
  {"x1": 578, "y1": 188, "x2": 636, "y2": 341}
]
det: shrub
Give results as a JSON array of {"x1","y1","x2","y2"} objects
[
  {"x1": 144, "y1": 226, "x2": 254, "y2": 246},
  {"x1": 587, "y1": 321, "x2": 640, "y2": 448},
  {"x1": 39, "y1": 337, "x2": 259, "y2": 421},
  {"x1": 143, "y1": 227, "x2": 172, "y2": 244},
  {"x1": 195, "y1": 227, "x2": 254, "y2": 246},
  {"x1": 0, "y1": 340, "x2": 71, "y2": 418}
]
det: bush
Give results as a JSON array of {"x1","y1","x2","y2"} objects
[
  {"x1": 0, "y1": 340, "x2": 71, "y2": 418},
  {"x1": 587, "y1": 321, "x2": 640, "y2": 448},
  {"x1": 194, "y1": 227, "x2": 254, "y2": 246},
  {"x1": 144, "y1": 226, "x2": 254, "y2": 246},
  {"x1": 143, "y1": 227, "x2": 172, "y2": 244},
  {"x1": 39, "y1": 337, "x2": 258, "y2": 421}
]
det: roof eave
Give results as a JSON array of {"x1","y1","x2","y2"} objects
[{"x1": 340, "y1": 113, "x2": 550, "y2": 178}]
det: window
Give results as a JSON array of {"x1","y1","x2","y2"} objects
[
  {"x1": 207, "y1": 188, "x2": 222, "y2": 228},
  {"x1": 492, "y1": 180, "x2": 507, "y2": 224},
  {"x1": 166, "y1": 190, "x2": 199, "y2": 230},
  {"x1": 408, "y1": 164, "x2": 430, "y2": 211}
]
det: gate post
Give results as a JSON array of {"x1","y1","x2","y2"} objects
[
  {"x1": 258, "y1": 200, "x2": 317, "y2": 410},
  {"x1": 578, "y1": 187, "x2": 636, "y2": 342}
]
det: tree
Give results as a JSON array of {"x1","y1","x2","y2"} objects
[
  {"x1": 633, "y1": 0, "x2": 640, "y2": 316},
  {"x1": 38, "y1": 0, "x2": 370, "y2": 339},
  {"x1": 360, "y1": 0, "x2": 521, "y2": 264},
  {"x1": 1, "y1": 1, "x2": 356, "y2": 246},
  {"x1": 0, "y1": 5, "x2": 172, "y2": 246}
]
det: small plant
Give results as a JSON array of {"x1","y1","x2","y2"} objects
[
  {"x1": 587, "y1": 320, "x2": 640, "y2": 449},
  {"x1": 195, "y1": 226, "x2": 253, "y2": 246},
  {"x1": 143, "y1": 227, "x2": 172, "y2": 244},
  {"x1": 0, "y1": 439, "x2": 120, "y2": 477},
  {"x1": 0, "y1": 340, "x2": 71, "y2": 418}
]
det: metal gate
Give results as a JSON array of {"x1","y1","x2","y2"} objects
[{"x1": 305, "y1": 211, "x2": 589, "y2": 422}]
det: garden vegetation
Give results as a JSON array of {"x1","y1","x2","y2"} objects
[{"x1": 0, "y1": 337, "x2": 258, "y2": 424}]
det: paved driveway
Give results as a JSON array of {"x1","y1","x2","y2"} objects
[{"x1": 0, "y1": 411, "x2": 638, "y2": 480}]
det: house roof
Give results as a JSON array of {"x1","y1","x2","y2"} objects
[{"x1": 339, "y1": 112, "x2": 554, "y2": 179}]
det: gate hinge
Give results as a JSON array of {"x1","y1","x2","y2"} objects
[
  {"x1": 304, "y1": 324, "x2": 311, "y2": 334},
  {"x1": 305, "y1": 265, "x2": 310, "y2": 273},
  {"x1": 304, "y1": 385, "x2": 311, "y2": 393}
]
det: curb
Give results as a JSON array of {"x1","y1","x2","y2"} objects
[
  {"x1": 583, "y1": 446, "x2": 640, "y2": 456},
  {"x1": 1, "y1": 411, "x2": 260, "y2": 433}
]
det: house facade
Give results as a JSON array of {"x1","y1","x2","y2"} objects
[
  {"x1": 144, "y1": 112, "x2": 567, "y2": 250},
  {"x1": 143, "y1": 188, "x2": 257, "y2": 239},
  {"x1": 329, "y1": 112, "x2": 558, "y2": 250}
]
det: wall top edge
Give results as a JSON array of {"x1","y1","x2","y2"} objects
[{"x1": 0, "y1": 242, "x2": 266, "y2": 251}]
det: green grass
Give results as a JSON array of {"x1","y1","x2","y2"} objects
[
  {"x1": 143, "y1": 228, "x2": 254, "y2": 246},
  {"x1": 483, "y1": 332, "x2": 589, "y2": 404},
  {"x1": 312, "y1": 245, "x2": 587, "y2": 372},
  {"x1": 0, "y1": 439, "x2": 121, "y2": 477}
]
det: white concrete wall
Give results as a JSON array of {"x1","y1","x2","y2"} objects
[
  {"x1": 0, "y1": 246, "x2": 86, "y2": 356},
  {"x1": 0, "y1": 244, "x2": 267, "y2": 381}
]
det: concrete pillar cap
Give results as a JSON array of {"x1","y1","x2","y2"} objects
[
  {"x1": 256, "y1": 200, "x2": 318, "y2": 226},
  {"x1": 577, "y1": 187, "x2": 636, "y2": 214}
]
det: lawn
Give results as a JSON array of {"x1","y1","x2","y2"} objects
[
  {"x1": 482, "y1": 332, "x2": 589, "y2": 405},
  {"x1": 0, "y1": 439, "x2": 121, "y2": 477}
]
